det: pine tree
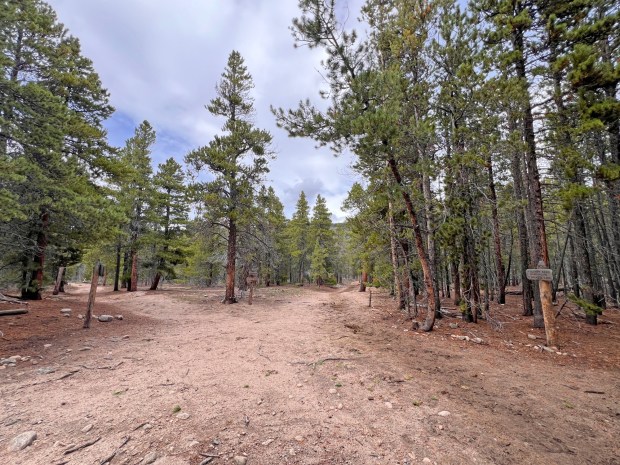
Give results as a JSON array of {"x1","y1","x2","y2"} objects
[
  {"x1": 148, "y1": 158, "x2": 190, "y2": 290},
  {"x1": 186, "y1": 51, "x2": 273, "y2": 303},
  {"x1": 118, "y1": 121, "x2": 155, "y2": 292},
  {"x1": 309, "y1": 194, "x2": 334, "y2": 284},
  {"x1": 0, "y1": 0, "x2": 115, "y2": 299},
  {"x1": 287, "y1": 191, "x2": 311, "y2": 284},
  {"x1": 255, "y1": 186, "x2": 288, "y2": 286}
]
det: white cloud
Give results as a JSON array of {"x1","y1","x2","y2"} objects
[{"x1": 48, "y1": 0, "x2": 364, "y2": 219}]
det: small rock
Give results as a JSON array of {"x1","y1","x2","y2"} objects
[
  {"x1": 471, "y1": 337, "x2": 484, "y2": 344},
  {"x1": 143, "y1": 423, "x2": 153, "y2": 431},
  {"x1": 81, "y1": 424, "x2": 93, "y2": 433},
  {"x1": 449, "y1": 323, "x2": 459, "y2": 329},
  {"x1": 60, "y1": 308, "x2": 72, "y2": 314},
  {"x1": 77, "y1": 314, "x2": 84, "y2": 319},
  {"x1": 261, "y1": 438, "x2": 274, "y2": 446},
  {"x1": 8, "y1": 431, "x2": 37, "y2": 451},
  {"x1": 44, "y1": 344, "x2": 52, "y2": 349},
  {"x1": 115, "y1": 315, "x2": 124, "y2": 320},
  {"x1": 188, "y1": 440, "x2": 200, "y2": 448},
  {"x1": 384, "y1": 402, "x2": 393, "y2": 409},
  {"x1": 63, "y1": 313, "x2": 70, "y2": 317},
  {"x1": 289, "y1": 447, "x2": 296, "y2": 456},
  {"x1": 257, "y1": 399, "x2": 263, "y2": 405},
  {"x1": 142, "y1": 451, "x2": 159, "y2": 464},
  {"x1": 37, "y1": 367, "x2": 56, "y2": 375},
  {"x1": 337, "y1": 403, "x2": 343, "y2": 410},
  {"x1": 233, "y1": 456, "x2": 248, "y2": 465},
  {"x1": 423, "y1": 458, "x2": 432, "y2": 464},
  {"x1": 98, "y1": 315, "x2": 113, "y2": 322},
  {"x1": 438, "y1": 411, "x2": 451, "y2": 417},
  {"x1": 176, "y1": 413, "x2": 190, "y2": 420},
  {"x1": 296, "y1": 383, "x2": 302, "y2": 387},
  {"x1": 329, "y1": 388, "x2": 337, "y2": 394},
  {"x1": 527, "y1": 334, "x2": 538, "y2": 340},
  {"x1": 294, "y1": 435, "x2": 304, "y2": 442},
  {"x1": 541, "y1": 346, "x2": 555, "y2": 353}
]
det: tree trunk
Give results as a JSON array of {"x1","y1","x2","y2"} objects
[
  {"x1": 487, "y1": 158, "x2": 506, "y2": 304},
  {"x1": 129, "y1": 250, "x2": 138, "y2": 292},
  {"x1": 512, "y1": 22, "x2": 557, "y2": 346},
  {"x1": 113, "y1": 241, "x2": 121, "y2": 292},
  {"x1": 121, "y1": 250, "x2": 129, "y2": 289},
  {"x1": 150, "y1": 272, "x2": 162, "y2": 291},
  {"x1": 573, "y1": 204, "x2": 597, "y2": 324},
  {"x1": 387, "y1": 157, "x2": 436, "y2": 331},
  {"x1": 359, "y1": 270, "x2": 367, "y2": 292},
  {"x1": 510, "y1": 127, "x2": 533, "y2": 316},
  {"x1": 223, "y1": 218, "x2": 237, "y2": 304},
  {"x1": 451, "y1": 260, "x2": 461, "y2": 305},
  {"x1": 388, "y1": 201, "x2": 405, "y2": 309},
  {"x1": 423, "y1": 173, "x2": 441, "y2": 319},
  {"x1": 22, "y1": 211, "x2": 49, "y2": 300},
  {"x1": 591, "y1": 197, "x2": 619, "y2": 303}
]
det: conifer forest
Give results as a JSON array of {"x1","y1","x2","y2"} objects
[{"x1": 1, "y1": 1, "x2": 619, "y2": 464}]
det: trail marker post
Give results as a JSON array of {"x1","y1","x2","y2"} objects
[
  {"x1": 526, "y1": 261, "x2": 557, "y2": 348},
  {"x1": 246, "y1": 272, "x2": 258, "y2": 305}
]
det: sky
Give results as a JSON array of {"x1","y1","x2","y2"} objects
[{"x1": 46, "y1": 0, "x2": 366, "y2": 221}]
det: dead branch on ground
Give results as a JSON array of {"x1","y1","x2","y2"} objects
[
  {"x1": 290, "y1": 356, "x2": 366, "y2": 368},
  {"x1": 99, "y1": 436, "x2": 130, "y2": 465},
  {"x1": 64, "y1": 436, "x2": 101, "y2": 455},
  {"x1": 78, "y1": 361, "x2": 124, "y2": 370},
  {"x1": 0, "y1": 293, "x2": 27, "y2": 304}
]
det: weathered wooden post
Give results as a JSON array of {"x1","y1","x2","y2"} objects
[
  {"x1": 369, "y1": 289, "x2": 372, "y2": 308},
  {"x1": 83, "y1": 261, "x2": 100, "y2": 329},
  {"x1": 246, "y1": 271, "x2": 258, "y2": 305},
  {"x1": 526, "y1": 262, "x2": 557, "y2": 348},
  {"x1": 52, "y1": 266, "x2": 65, "y2": 295}
]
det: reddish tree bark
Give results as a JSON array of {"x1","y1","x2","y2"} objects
[
  {"x1": 129, "y1": 250, "x2": 138, "y2": 292},
  {"x1": 387, "y1": 157, "x2": 436, "y2": 331},
  {"x1": 223, "y1": 219, "x2": 237, "y2": 304}
]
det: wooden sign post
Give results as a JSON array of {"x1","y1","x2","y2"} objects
[
  {"x1": 246, "y1": 272, "x2": 258, "y2": 305},
  {"x1": 526, "y1": 262, "x2": 558, "y2": 348},
  {"x1": 83, "y1": 261, "x2": 100, "y2": 329},
  {"x1": 52, "y1": 266, "x2": 65, "y2": 295}
]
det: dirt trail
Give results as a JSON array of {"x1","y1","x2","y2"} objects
[{"x1": 1, "y1": 284, "x2": 619, "y2": 465}]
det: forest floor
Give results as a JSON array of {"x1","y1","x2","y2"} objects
[{"x1": 0, "y1": 283, "x2": 619, "y2": 465}]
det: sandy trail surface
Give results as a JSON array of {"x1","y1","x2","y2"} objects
[{"x1": 1, "y1": 283, "x2": 619, "y2": 465}]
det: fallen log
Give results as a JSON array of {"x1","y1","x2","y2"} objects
[
  {"x1": 0, "y1": 293, "x2": 27, "y2": 304},
  {"x1": 0, "y1": 309, "x2": 28, "y2": 316}
]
